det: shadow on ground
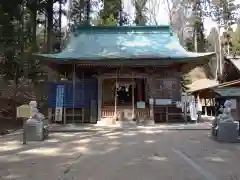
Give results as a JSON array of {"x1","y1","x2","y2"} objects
[
  {"x1": 0, "y1": 129, "x2": 166, "y2": 180},
  {"x1": 0, "y1": 129, "x2": 240, "y2": 180}
]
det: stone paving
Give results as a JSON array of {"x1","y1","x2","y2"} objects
[{"x1": 0, "y1": 128, "x2": 240, "y2": 180}]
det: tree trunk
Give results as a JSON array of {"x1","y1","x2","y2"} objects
[
  {"x1": 119, "y1": 0, "x2": 123, "y2": 26},
  {"x1": 47, "y1": 0, "x2": 54, "y2": 53},
  {"x1": 31, "y1": 3, "x2": 37, "y2": 52},
  {"x1": 11, "y1": 71, "x2": 19, "y2": 121},
  {"x1": 134, "y1": 0, "x2": 147, "y2": 25},
  {"x1": 59, "y1": 0, "x2": 62, "y2": 48},
  {"x1": 86, "y1": 0, "x2": 91, "y2": 25}
]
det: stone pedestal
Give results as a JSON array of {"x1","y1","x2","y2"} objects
[
  {"x1": 25, "y1": 119, "x2": 44, "y2": 141},
  {"x1": 96, "y1": 118, "x2": 116, "y2": 126},
  {"x1": 117, "y1": 120, "x2": 136, "y2": 128},
  {"x1": 143, "y1": 119, "x2": 155, "y2": 125},
  {"x1": 24, "y1": 101, "x2": 48, "y2": 141},
  {"x1": 217, "y1": 121, "x2": 240, "y2": 143}
]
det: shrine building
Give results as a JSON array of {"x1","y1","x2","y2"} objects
[{"x1": 37, "y1": 26, "x2": 215, "y2": 125}]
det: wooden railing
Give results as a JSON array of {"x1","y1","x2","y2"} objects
[
  {"x1": 101, "y1": 106, "x2": 149, "y2": 119},
  {"x1": 101, "y1": 108, "x2": 115, "y2": 118},
  {"x1": 136, "y1": 109, "x2": 149, "y2": 118}
]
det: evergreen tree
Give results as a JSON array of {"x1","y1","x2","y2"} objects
[
  {"x1": 99, "y1": 0, "x2": 121, "y2": 25},
  {"x1": 70, "y1": 0, "x2": 92, "y2": 26},
  {"x1": 0, "y1": 0, "x2": 25, "y2": 119},
  {"x1": 191, "y1": 0, "x2": 206, "y2": 52},
  {"x1": 95, "y1": 0, "x2": 129, "y2": 26}
]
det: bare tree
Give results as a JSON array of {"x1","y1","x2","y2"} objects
[
  {"x1": 132, "y1": 0, "x2": 148, "y2": 25},
  {"x1": 145, "y1": 0, "x2": 163, "y2": 25},
  {"x1": 167, "y1": 0, "x2": 193, "y2": 43}
]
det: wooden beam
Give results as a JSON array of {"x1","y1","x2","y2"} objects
[
  {"x1": 114, "y1": 68, "x2": 119, "y2": 120},
  {"x1": 97, "y1": 77, "x2": 102, "y2": 122},
  {"x1": 132, "y1": 72, "x2": 135, "y2": 120},
  {"x1": 94, "y1": 73, "x2": 149, "y2": 79}
]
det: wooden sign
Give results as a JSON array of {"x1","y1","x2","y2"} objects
[
  {"x1": 55, "y1": 85, "x2": 64, "y2": 122},
  {"x1": 17, "y1": 105, "x2": 31, "y2": 118},
  {"x1": 137, "y1": 101, "x2": 146, "y2": 109},
  {"x1": 155, "y1": 99, "x2": 172, "y2": 105}
]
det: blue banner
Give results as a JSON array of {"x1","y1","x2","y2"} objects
[
  {"x1": 48, "y1": 78, "x2": 98, "y2": 108},
  {"x1": 56, "y1": 85, "x2": 65, "y2": 108}
]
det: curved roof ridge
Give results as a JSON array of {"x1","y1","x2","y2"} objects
[{"x1": 72, "y1": 25, "x2": 172, "y2": 33}]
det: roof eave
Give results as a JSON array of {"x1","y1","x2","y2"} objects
[{"x1": 34, "y1": 52, "x2": 215, "y2": 64}]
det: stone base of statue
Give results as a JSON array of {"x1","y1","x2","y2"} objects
[
  {"x1": 25, "y1": 118, "x2": 44, "y2": 141},
  {"x1": 143, "y1": 119, "x2": 155, "y2": 125},
  {"x1": 212, "y1": 100, "x2": 240, "y2": 143},
  {"x1": 217, "y1": 121, "x2": 240, "y2": 143},
  {"x1": 117, "y1": 120, "x2": 136, "y2": 128},
  {"x1": 25, "y1": 118, "x2": 48, "y2": 141}
]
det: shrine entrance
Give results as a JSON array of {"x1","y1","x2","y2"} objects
[
  {"x1": 116, "y1": 83, "x2": 133, "y2": 106},
  {"x1": 102, "y1": 78, "x2": 146, "y2": 107},
  {"x1": 101, "y1": 77, "x2": 149, "y2": 121}
]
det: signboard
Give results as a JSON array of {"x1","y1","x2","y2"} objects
[
  {"x1": 181, "y1": 95, "x2": 194, "y2": 102},
  {"x1": 230, "y1": 99, "x2": 237, "y2": 109},
  {"x1": 17, "y1": 105, "x2": 31, "y2": 118},
  {"x1": 137, "y1": 101, "x2": 146, "y2": 109},
  {"x1": 155, "y1": 99, "x2": 172, "y2": 105},
  {"x1": 55, "y1": 85, "x2": 65, "y2": 122}
]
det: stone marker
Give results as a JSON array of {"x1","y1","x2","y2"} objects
[
  {"x1": 212, "y1": 100, "x2": 240, "y2": 143},
  {"x1": 23, "y1": 101, "x2": 48, "y2": 141},
  {"x1": 217, "y1": 121, "x2": 239, "y2": 142}
]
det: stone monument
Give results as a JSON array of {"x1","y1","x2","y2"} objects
[
  {"x1": 212, "y1": 100, "x2": 240, "y2": 143},
  {"x1": 25, "y1": 101, "x2": 48, "y2": 141}
]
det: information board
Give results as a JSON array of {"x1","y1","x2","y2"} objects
[{"x1": 55, "y1": 85, "x2": 65, "y2": 122}]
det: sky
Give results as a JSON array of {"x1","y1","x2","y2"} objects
[
  {"x1": 61, "y1": 0, "x2": 240, "y2": 35},
  {"x1": 123, "y1": 0, "x2": 240, "y2": 35}
]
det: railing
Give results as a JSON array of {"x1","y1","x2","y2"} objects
[
  {"x1": 136, "y1": 109, "x2": 149, "y2": 118},
  {"x1": 101, "y1": 107, "x2": 149, "y2": 119},
  {"x1": 101, "y1": 108, "x2": 115, "y2": 118}
]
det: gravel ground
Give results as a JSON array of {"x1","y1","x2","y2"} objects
[{"x1": 0, "y1": 129, "x2": 239, "y2": 180}]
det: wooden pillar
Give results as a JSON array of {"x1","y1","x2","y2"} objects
[
  {"x1": 82, "y1": 71, "x2": 85, "y2": 124},
  {"x1": 144, "y1": 78, "x2": 148, "y2": 101},
  {"x1": 63, "y1": 72, "x2": 67, "y2": 124},
  {"x1": 48, "y1": 108, "x2": 52, "y2": 123},
  {"x1": 210, "y1": 98, "x2": 213, "y2": 116},
  {"x1": 97, "y1": 77, "x2": 102, "y2": 122},
  {"x1": 148, "y1": 77, "x2": 154, "y2": 120},
  {"x1": 213, "y1": 98, "x2": 217, "y2": 117},
  {"x1": 114, "y1": 69, "x2": 119, "y2": 120},
  {"x1": 132, "y1": 72, "x2": 135, "y2": 120},
  {"x1": 166, "y1": 106, "x2": 168, "y2": 123},
  {"x1": 72, "y1": 63, "x2": 76, "y2": 124},
  {"x1": 63, "y1": 108, "x2": 66, "y2": 124},
  {"x1": 204, "y1": 98, "x2": 207, "y2": 116}
]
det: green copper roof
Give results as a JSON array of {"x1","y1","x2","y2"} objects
[
  {"x1": 213, "y1": 87, "x2": 240, "y2": 97},
  {"x1": 37, "y1": 26, "x2": 215, "y2": 61}
]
